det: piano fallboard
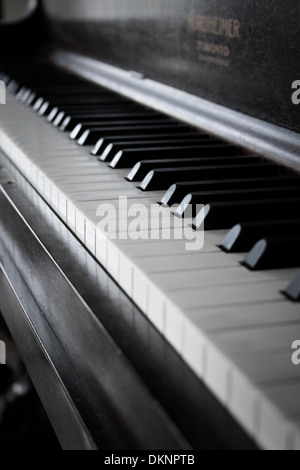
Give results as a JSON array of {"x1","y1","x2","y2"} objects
[{"x1": 41, "y1": 0, "x2": 300, "y2": 134}]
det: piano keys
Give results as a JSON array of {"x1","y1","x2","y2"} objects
[{"x1": 0, "y1": 57, "x2": 300, "y2": 451}]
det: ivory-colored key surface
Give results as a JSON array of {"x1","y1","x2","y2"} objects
[{"x1": 0, "y1": 93, "x2": 300, "y2": 450}]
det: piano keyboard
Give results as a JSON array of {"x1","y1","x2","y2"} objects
[{"x1": 1, "y1": 63, "x2": 300, "y2": 450}]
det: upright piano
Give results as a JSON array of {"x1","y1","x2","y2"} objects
[{"x1": 0, "y1": 0, "x2": 300, "y2": 450}]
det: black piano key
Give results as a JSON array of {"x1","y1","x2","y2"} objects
[
  {"x1": 192, "y1": 198, "x2": 300, "y2": 231},
  {"x1": 57, "y1": 110, "x2": 158, "y2": 129},
  {"x1": 34, "y1": 90, "x2": 124, "y2": 101},
  {"x1": 77, "y1": 124, "x2": 190, "y2": 146},
  {"x1": 105, "y1": 138, "x2": 220, "y2": 163},
  {"x1": 37, "y1": 96, "x2": 131, "y2": 116},
  {"x1": 221, "y1": 219, "x2": 300, "y2": 253},
  {"x1": 18, "y1": 89, "x2": 31, "y2": 104},
  {"x1": 33, "y1": 97, "x2": 47, "y2": 111},
  {"x1": 243, "y1": 236, "x2": 300, "y2": 270},
  {"x1": 160, "y1": 176, "x2": 299, "y2": 207},
  {"x1": 49, "y1": 100, "x2": 142, "y2": 113},
  {"x1": 38, "y1": 101, "x2": 53, "y2": 116},
  {"x1": 26, "y1": 91, "x2": 39, "y2": 106},
  {"x1": 71, "y1": 118, "x2": 174, "y2": 140},
  {"x1": 59, "y1": 107, "x2": 145, "y2": 129},
  {"x1": 40, "y1": 100, "x2": 129, "y2": 118},
  {"x1": 127, "y1": 155, "x2": 261, "y2": 182},
  {"x1": 50, "y1": 104, "x2": 142, "y2": 125},
  {"x1": 48, "y1": 108, "x2": 65, "y2": 123},
  {"x1": 92, "y1": 132, "x2": 201, "y2": 157},
  {"x1": 140, "y1": 163, "x2": 278, "y2": 191},
  {"x1": 111, "y1": 144, "x2": 238, "y2": 169},
  {"x1": 46, "y1": 101, "x2": 140, "y2": 112},
  {"x1": 23, "y1": 88, "x2": 99, "y2": 106},
  {"x1": 34, "y1": 92, "x2": 105, "y2": 113},
  {"x1": 11, "y1": 75, "x2": 80, "y2": 86},
  {"x1": 28, "y1": 87, "x2": 110, "y2": 97},
  {"x1": 284, "y1": 273, "x2": 300, "y2": 302},
  {"x1": 0, "y1": 73, "x2": 11, "y2": 85},
  {"x1": 7, "y1": 80, "x2": 20, "y2": 94},
  {"x1": 57, "y1": 112, "x2": 159, "y2": 129},
  {"x1": 34, "y1": 92, "x2": 126, "y2": 111},
  {"x1": 16, "y1": 87, "x2": 30, "y2": 101},
  {"x1": 175, "y1": 186, "x2": 300, "y2": 218}
]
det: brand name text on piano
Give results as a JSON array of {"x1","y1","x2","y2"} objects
[
  {"x1": 96, "y1": 197, "x2": 204, "y2": 251},
  {"x1": 188, "y1": 15, "x2": 240, "y2": 39}
]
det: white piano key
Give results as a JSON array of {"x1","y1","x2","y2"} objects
[
  {"x1": 227, "y1": 368, "x2": 259, "y2": 441},
  {"x1": 51, "y1": 184, "x2": 59, "y2": 211},
  {"x1": 85, "y1": 219, "x2": 96, "y2": 255},
  {"x1": 258, "y1": 384, "x2": 300, "y2": 450},
  {"x1": 210, "y1": 323, "x2": 300, "y2": 357},
  {"x1": 183, "y1": 317, "x2": 206, "y2": 379},
  {"x1": 48, "y1": 166, "x2": 117, "y2": 178},
  {"x1": 58, "y1": 181, "x2": 129, "y2": 192},
  {"x1": 31, "y1": 151, "x2": 92, "y2": 160},
  {"x1": 134, "y1": 252, "x2": 242, "y2": 273},
  {"x1": 116, "y1": 229, "x2": 227, "y2": 245},
  {"x1": 66, "y1": 182, "x2": 132, "y2": 194},
  {"x1": 96, "y1": 230, "x2": 108, "y2": 267},
  {"x1": 207, "y1": 344, "x2": 236, "y2": 407},
  {"x1": 185, "y1": 301, "x2": 300, "y2": 332},
  {"x1": 233, "y1": 351, "x2": 300, "y2": 385},
  {"x1": 76, "y1": 210, "x2": 86, "y2": 241},
  {"x1": 59, "y1": 191, "x2": 68, "y2": 222},
  {"x1": 168, "y1": 281, "x2": 289, "y2": 310},
  {"x1": 228, "y1": 354, "x2": 300, "y2": 445},
  {"x1": 147, "y1": 266, "x2": 299, "y2": 291},
  {"x1": 67, "y1": 200, "x2": 77, "y2": 232},
  {"x1": 70, "y1": 188, "x2": 149, "y2": 202},
  {"x1": 44, "y1": 177, "x2": 52, "y2": 203},
  {"x1": 56, "y1": 174, "x2": 127, "y2": 184},
  {"x1": 120, "y1": 238, "x2": 219, "y2": 257},
  {"x1": 37, "y1": 159, "x2": 103, "y2": 170}
]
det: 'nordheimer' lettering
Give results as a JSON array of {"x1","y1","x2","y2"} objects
[{"x1": 189, "y1": 15, "x2": 240, "y2": 39}]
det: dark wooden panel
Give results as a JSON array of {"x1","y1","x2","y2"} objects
[{"x1": 41, "y1": 0, "x2": 300, "y2": 133}]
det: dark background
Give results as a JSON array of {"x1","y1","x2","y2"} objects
[{"x1": 0, "y1": 315, "x2": 60, "y2": 449}]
